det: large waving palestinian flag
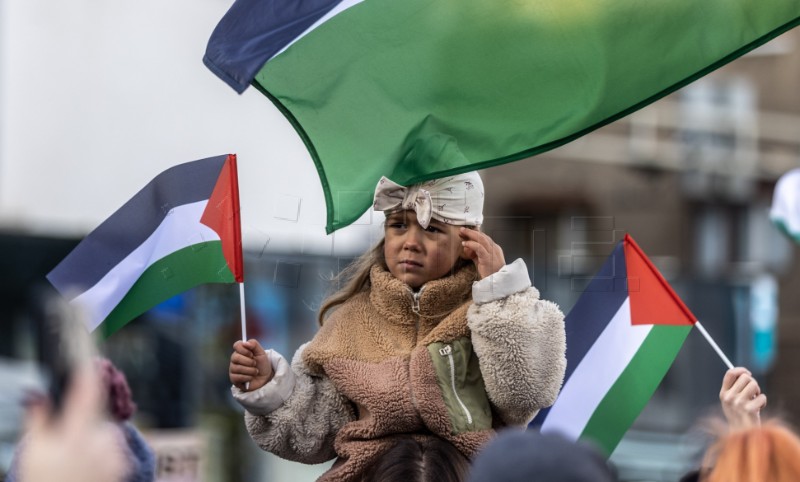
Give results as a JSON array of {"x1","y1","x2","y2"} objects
[
  {"x1": 205, "y1": 0, "x2": 800, "y2": 233},
  {"x1": 532, "y1": 234, "x2": 695, "y2": 456},
  {"x1": 47, "y1": 154, "x2": 243, "y2": 337}
]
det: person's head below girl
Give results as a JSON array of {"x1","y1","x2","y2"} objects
[
  {"x1": 359, "y1": 436, "x2": 471, "y2": 482},
  {"x1": 318, "y1": 171, "x2": 504, "y2": 325}
]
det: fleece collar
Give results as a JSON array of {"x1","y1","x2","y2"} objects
[{"x1": 368, "y1": 263, "x2": 476, "y2": 324}]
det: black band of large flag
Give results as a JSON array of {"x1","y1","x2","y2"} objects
[
  {"x1": 204, "y1": 0, "x2": 343, "y2": 93},
  {"x1": 47, "y1": 155, "x2": 228, "y2": 297}
]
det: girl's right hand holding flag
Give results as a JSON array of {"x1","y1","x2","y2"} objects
[{"x1": 230, "y1": 339, "x2": 272, "y2": 392}]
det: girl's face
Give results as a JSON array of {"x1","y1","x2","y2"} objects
[{"x1": 383, "y1": 210, "x2": 465, "y2": 289}]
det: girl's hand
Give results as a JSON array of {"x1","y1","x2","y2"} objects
[
  {"x1": 230, "y1": 339, "x2": 273, "y2": 392},
  {"x1": 720, "y1": 367, "x2": 766, "y2": 430},
  {"x1": 459, "y1": 227, "x2": 505, "y2": 279}
]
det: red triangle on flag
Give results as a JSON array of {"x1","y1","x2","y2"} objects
[
  {"x1": 624, "y1": 234, "x2": 695, "y2": 326},
  {"x1": 200, "y1": 154, "x2": 244, "y2": 282}
]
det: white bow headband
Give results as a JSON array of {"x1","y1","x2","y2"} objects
[{"x1": 372, "y1": 172, "x2": 484, "y2": 228}]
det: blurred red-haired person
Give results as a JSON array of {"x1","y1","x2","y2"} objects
[{"x1": 703, "y1": 420, "x2": 800, "y2": 482}]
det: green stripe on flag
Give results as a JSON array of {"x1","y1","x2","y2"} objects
[
  {"x1": 255, "y1": 0, "x2": 800, "y2": 233},
  {"x1": 99, "y1": 242, "x2": 235, "y2": 337},
  {"x1": 580, "y1": 324, "x2": 692, "y2": 455}
]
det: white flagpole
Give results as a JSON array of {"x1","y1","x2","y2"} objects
[
  {"x1": 239, "y1": 282, "x2": 250, "y2": 390},
  {"x1": 695, "y1": 321, "x2": 734, "y2": 369},
  {"x1": 239, "y1": 283, "x2": 247, "y2": 342}
]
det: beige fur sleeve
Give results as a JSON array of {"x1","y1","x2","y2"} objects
[
  {"x1": 243, "y1": 343, "x2": 356, "y2": 463},
  {"x1": 467, "y1": 287, "x2": 566, "y2": 426}
]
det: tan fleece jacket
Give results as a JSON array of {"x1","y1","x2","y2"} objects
[{"x1": 238, "y1": 261, "x2": 566, "y2": 482}]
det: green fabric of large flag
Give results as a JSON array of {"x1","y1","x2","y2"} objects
[{"x1": 237, "y1": 0, "x2": 800, "y2": 233}]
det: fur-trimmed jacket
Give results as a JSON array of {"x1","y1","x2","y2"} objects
[{"x1": 232, "y1": 259, "x2": 566, "y2": 482}]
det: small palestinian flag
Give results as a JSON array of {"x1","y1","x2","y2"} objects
[
  {"x1": 47, "y1": 154, "x2": 243, "y2": 337},
  {"x1": 532, "y1": 234, "x2": 695, "y2": 455}
]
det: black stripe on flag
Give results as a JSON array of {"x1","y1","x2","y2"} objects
[{"x1": 204, "y1": 0, "x2": 343, "y2": 93}]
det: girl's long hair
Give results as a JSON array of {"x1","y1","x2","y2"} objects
[
  {"x1": 704, "y1": 419, "x2": 800, "y2": 482},
  {"x1": 316, "y1": 230, "x2": 475, "y2": 326},
  {"x1": 317, "y1": 240, "x2": 387, "y2": 326}
]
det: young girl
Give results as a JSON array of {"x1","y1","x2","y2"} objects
[{"x1": 229, "y1": 172, "x2": 566, "y2": 481}]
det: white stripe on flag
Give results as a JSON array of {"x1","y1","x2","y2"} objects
[
  {"x1": 272, "y1": 0, "x2": 364, "y2": 61},
  {"x1": 72, "y1": 201, "x2": 220, "y2": 330},
  {"x1": 541, "y1": 297, "x2": 652, "y2": 440}
]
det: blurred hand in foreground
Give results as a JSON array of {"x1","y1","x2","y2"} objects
[{"x1": 18, "y1": 363, "x2": 128, "y2": 482}]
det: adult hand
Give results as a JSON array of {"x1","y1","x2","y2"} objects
[
  {"x1": 459, "y1": 228, "x2": 505, "y2": 279},
  {"x1": 18, "y1": 364, "x2": 128, "y2": 482},
  {"x1": 720, "y1": 367, "x2": 767, "y2": 430},
  {"x1": 230, "y1": 339, "x2": 272, "y2": 391}
]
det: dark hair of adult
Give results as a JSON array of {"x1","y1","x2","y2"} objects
[
  {"x1": 359, "y1": 436, "x2": 471, "y2": 482},
  {"x1": 468, "y1": 429, "x2": 618, "y2": 482}
]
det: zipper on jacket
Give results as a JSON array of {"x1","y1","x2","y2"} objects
[
  {"x1": 411, "y1": 288, "x2": 423, "y2": 344},
  {"x1": 408, "y1": 287, "x2": 424, "y2": 412},
  {"x1": 438, "y1": 344, "x2": 473, "y2": 426},
  {"x1": 411, "y1": 289, "x2": 422, "y2": 314}
]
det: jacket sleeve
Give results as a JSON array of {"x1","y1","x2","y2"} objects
[
  {"x1": 467, "y1": 258, "x2": 567, "y2": 426},
  {"x1": 231, "y1": 343, "x2": 356, "y2": 464}
]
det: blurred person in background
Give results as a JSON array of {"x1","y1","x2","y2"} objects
[
  {"x1": 6, "y1": 358, "x2": 155, "y2": 482},
  {"x1": 6, "y1": 362, "x2": 127, "y2": 482},
  {"x1": 700, "y1": 420, "x2": 800, "y2": 482}
]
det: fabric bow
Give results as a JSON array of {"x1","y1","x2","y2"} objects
[{"x1": 373, "y1": 177, "x2": 434, "y2": 228}]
